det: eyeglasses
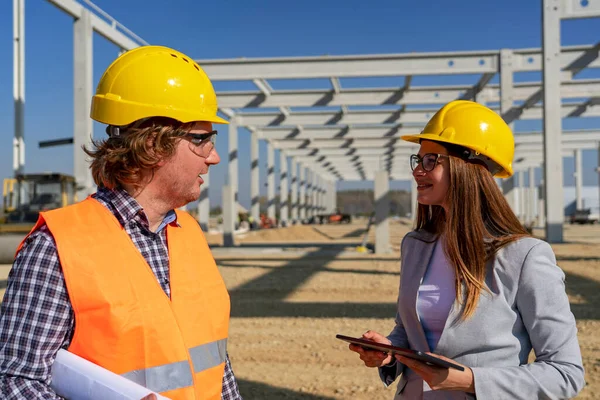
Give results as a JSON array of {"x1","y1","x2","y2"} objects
[
  {"x1": 184, "y1": 130, "x2": 217, "y2": 154},
  {"x1": 410, "y1": 153, "x2": 448, "y2": 172}
]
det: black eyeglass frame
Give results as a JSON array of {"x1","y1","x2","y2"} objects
[{"x1": 409, "y1": 153, "x2": 449, "y2": 172}]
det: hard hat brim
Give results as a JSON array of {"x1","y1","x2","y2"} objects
[{"x1": 91, "y1": 95, "x2": 230, "y2": 126}]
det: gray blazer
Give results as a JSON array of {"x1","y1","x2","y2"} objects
[{"x1": 379, "y1": 230, "x2": 585, "y2": 399}]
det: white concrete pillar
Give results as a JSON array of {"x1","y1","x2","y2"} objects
[
  {"x1": 542, "y1": 0, "x2": 564, "y2": 242},
  {"x1": 250, "y1": 132, "x2": 260, "y2": 223},
  {"x1": 574, "y1": 149, "x2": 583, "y2": 210},
  {"x1": 13, "y1": 0, "x2": 25, "y2": 187},
  {"x1": 314, "y1": 172, "x2": 318, "y2": 215},
  {"x1": 267, "y1": 142, "x2": 276, "y2": 221},
  {"x1": 331, "y1": 181, "x2": 337, "y2": 213},
  {"x1": 411, "y1": 178, "x2": 418, "y2": 218},
  {"x1": 306, "y1": 168, "x2": 313, "y2": 218},
  {"x1": 299, "y1": 166, "x2": 306, "y2": 221},
  {"x1": 518, "y1": 170, "x2": 525, "y2": 221},
  {"x1": 375, "y1": 170, "x2": 391, "y2": 254},
  {"x1": 223, "y1": 184, "x2": 234, "y2": 247},
  {"x1": 500, "y1": 48, "x2": 516, "y2": 214},
  {"x1": 198, "y1": 170, "x2": 209, "y2": 231},
  {"x1": 74, "y1": 8, "x2": 94, "y2": 199},
  {"x1": 228, "y1": 116, "x2": 238, "y2": 226},
  {"x1": 528, "y1": 167, "x2": 536, "y2": 225},
  {"x1": 538, "y1": 181, "x2": 546, "y2": 228},
  {"x1": 279, "y1": 150, "x2": 289, "y2": 225},
  {"x1": 290, "y1": 158, "x2": 298, "y2": 222}
]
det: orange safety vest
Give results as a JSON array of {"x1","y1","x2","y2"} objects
[{"x1": 17, "y1": 197, "x2": 231, "y2": 399}]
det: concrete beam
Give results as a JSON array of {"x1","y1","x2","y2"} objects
[
  {"x1": 48, "y1": 0, "x2": 141, "y2": 50},
  {"x1": 197, "y1": 44, "x2": 600, "y2": 80},
  {"x1": 236, "y1": 100, "x2": 600, "y2": 128},
  {"x1": 220, "y1": 79, "x2": 600, "y2": 110}
]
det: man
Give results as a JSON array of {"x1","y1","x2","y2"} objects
[{"x1": 0, "y1": 45, "x2": 242, "y2": 400}]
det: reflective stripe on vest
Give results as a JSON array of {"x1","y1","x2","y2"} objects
[
  {"x1": 121, "y1": 338, "x2": 228, "y2": 393},
  {"x1": 190, "y1": 338, "x2": 228, "y2": 373}
]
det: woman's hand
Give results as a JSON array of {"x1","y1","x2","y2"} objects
[
  {"x1": 394, "y1": 353, "x2": 475, "y2": 393},
  {"x1": 348, "y1": 330, "x2": 394, "y2": 368}
]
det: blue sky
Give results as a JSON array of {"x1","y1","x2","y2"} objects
[{"x1": 0, "y1": 0, "x2": 598, "y2": 209}]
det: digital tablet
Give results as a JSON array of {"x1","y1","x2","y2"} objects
[{"x1": 336, "y1": 334, "x2": 465, "y2": 371}]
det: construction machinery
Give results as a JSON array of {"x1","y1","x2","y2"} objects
[{"x1": 1, "y1": 173, "x2": 77, "y2": 234}]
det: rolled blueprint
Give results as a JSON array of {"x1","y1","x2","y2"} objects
[{"x1": 50, "y1": 349, "x2": 169, "y2": 400}]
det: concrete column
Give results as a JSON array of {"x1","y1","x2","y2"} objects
[
  {"x1": 528, "y1": 167, "x2": 536, "y2": 225},
  {"x1": 315, "y1": 173, "x2": 320, "y2": 214},
  {"x1": 322, "y1": 178, "x2": 326, "y2": 213},
  {"x1": 542, "y1": 0, "x2": 564, "y2": 243},
  {"x1": 538, "y1": 181, "x2": 546, "y2": 228},
  {"x1": 574, "y1": 149, "x2": 583, "y2": 210},
  {"x1": 13, "y1": 0, "x2": 25, "y2": 190},
  {"x1": 518, "y1": 170, "x2": 525, "y2": 221},
  {"x1": 74, "y1": 9, "x2": 94, "y2": 199},
  {"x1": 306, "y1": 168, "x2": 312, "y2": 218},
  {"x1": 222, "y1": 184, "x2": 234, "y2": 247},
  {"x1": 250, "y1": 132, "x2": 260, "y2": 222},
  {"x1": 267, "y1": 142, "x2": 276, "y2": 221},
  {"x1": 198, "y1": 170, "x2": 209, "y2": 231},
  {"x1": 228, "y1": 116, "x2": 238, "y2": 225},
  {"x1": 325, "y1": 180, "x2": 333, "y2": 213},
  {"x1": 279, "y1": 150, "x2": 289, "y2": 225},
  {"x1": 299, "y1": 166, "x2": 306, "y2": 221},
  {"x1": 500, "y1": 48, "x2": 516, "y2": 213},
  {"x1": 411, "y1": 178, "x2": 418, "y2": 218},
  {"x1": 331, "y1": 181, "x2": 337, "y2": 213},
  {"x1": 375, "y1": 170, "x2": 391, "y2": 254},
  {"x1": 502, "y1": 177, "x2": 516, "y2": 214},
  {"x1": 312, "y1": 173, "x2": 319, "y2": 215},
  {"x1": 290, "y1": 158, "x2": 298, "y2": 223}
]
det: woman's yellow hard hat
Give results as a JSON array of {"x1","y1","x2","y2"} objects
[{"x1": 401, "y1": 100, "x2": 515, "y2": 177}]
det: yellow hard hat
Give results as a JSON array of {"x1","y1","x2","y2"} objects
[
  {"x1": 90, "y1": 45, "x2": 228, "y2": 126},
  {"x1": 401, "y1": 100, "x2": 514, "y2": 177}
]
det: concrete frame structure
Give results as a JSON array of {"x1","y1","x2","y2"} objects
[
  {"x1": 16, "y1": 0, "x2": 600, "y2": 252},
  {"x1": 196, "y1": 0, "x2": 599, "y2": 247}
]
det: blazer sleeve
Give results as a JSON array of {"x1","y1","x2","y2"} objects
[
  {"x1": 471, "y1": 241, "x2": 585, "y2": 399},
  {"x1": 378, "y1": 236, "x2": 411, "y2": 386}
]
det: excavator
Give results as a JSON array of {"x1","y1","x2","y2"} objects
[{"x1": 1, "y1": 173, "x2": 77, "y2": 234}]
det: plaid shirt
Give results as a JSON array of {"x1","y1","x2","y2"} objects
[{"x1": 0, "y1": 187, "x2": 242, "y2": 399}]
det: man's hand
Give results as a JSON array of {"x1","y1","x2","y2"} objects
[
  {"x1": 394, "y1": 353, "x2": 475, "y2": 393},
  {"x1": 140, "y1": 394, "x2": 157, "y2": 400},
  {"x1": 348, "y1": 330, "x2": 394, "y2": 368}
]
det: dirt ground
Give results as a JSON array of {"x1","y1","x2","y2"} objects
[
  {"x1": 0, "y1": 219, "x2": 598, "y2": 399},
  {"x1": 205, "y1": 219, "x2": 600, "y2": 399}
]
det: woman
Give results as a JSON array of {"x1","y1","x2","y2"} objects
[{"x1": 349, "y1": 100, "x2": 585, "y2": 399}]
